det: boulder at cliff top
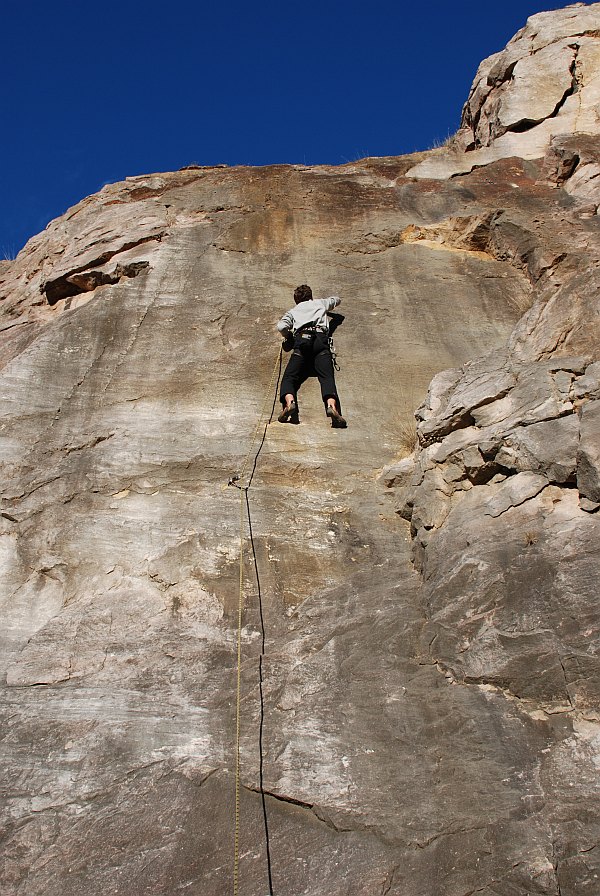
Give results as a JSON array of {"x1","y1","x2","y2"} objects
[
  {"x1": 1, "y1": 6, "x2": 600, "y2": 896},
  {"x1": 408, "y1": 2, "x2": 600, "y2": 179}
]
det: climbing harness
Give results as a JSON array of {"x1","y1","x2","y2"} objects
[
  {"x1": 288, "y1": 323, "x2": 340, "y2": 372},
  {"x1": 228, "y1": 346, "x2": 282, "y2": 896}
]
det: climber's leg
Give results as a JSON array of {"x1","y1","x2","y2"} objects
[
  {"x1": 279, "y1": 340, "x2": 309, "y2": 422},
  {"x1": 314, "y1": 335, "x2": 346, "y2": 427}
]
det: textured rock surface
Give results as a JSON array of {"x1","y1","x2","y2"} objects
[
  {"x1": 408, "y1": 2, "x2": 600, "y2": 179},
  {"x1": 1, "y1": 6, "x2": 600, "y2": 896}
]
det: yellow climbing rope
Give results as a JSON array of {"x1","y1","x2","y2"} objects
[
  {"x1": 237, "y1": 347, "x2": 283, "y2": 488},
  {"x1": 233, "y1": 484, "x2": 244, "y2": 896},
  {"x1": 232, "y1": 345, "x2": 282, "y2": 896}
]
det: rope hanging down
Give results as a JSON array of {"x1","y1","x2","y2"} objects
[
  {"x1": 230, "y1": 346, "x2": 282, "y2": 896},
  {"x1": 232, "y1": 347, "x2": 284, "y2": 491}
]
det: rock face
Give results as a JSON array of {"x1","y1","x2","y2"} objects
[
  {"x1": 1, "y1": 7, "x2": 599, "y2": 896},
  {"x1": 409, "y1": 2, "x2": 600, "y2": 179}
]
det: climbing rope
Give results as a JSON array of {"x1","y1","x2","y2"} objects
[
  {"x1": 245, "y1": 488, "x2": 274, "y2": 896},
  {"x1": 230, "y1": 345, "x2": 283, "y2": 896},
  {"x1": 233, "y1": 487, "x2": 244, "y2": 896},
  {"x1": 235, "y1": 347, "x2": 284, "y2": 489}
]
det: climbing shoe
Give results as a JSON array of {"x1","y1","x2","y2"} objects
[
  {"x1": 278, "y1": 400, "x2": 297, "y2": 423},
  {"x1": 326, "y1": 406, "x2": 347, "y2": 428}
]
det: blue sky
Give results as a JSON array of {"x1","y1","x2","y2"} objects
[{"x1": 1, "y1": 1, "x2": 585, "y2": 256}]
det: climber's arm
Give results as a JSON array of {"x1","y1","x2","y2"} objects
[
  {"x1": 328, "y1": 311, "x2": 345, "y2": 334},
  {"x1": 277, "y1": 310, "x2": 294, "y2": 336}
]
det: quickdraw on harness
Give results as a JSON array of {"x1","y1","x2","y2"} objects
[{"x1": 328, "y1": 334, "x2": 340, "y2": 371}]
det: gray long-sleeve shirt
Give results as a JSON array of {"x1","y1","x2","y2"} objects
[{"x1": 277, "y1": 296, "x2": 341, "y2": 336}]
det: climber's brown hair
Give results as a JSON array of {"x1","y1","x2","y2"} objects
[{"x1": 294, "y1": 284, "x2": 313, "y2": 304}]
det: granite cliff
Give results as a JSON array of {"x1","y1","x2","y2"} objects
[{"x1": 1, "y1": 5, "x2": 599, "y2": 895}]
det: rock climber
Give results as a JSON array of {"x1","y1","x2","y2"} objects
[{"x1": 277, "y1": 284, "x2": 347, "y2": 428}]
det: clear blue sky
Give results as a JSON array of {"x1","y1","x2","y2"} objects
[{"x1": 1, "y1": 1, "x2": 585, "y2": 256}]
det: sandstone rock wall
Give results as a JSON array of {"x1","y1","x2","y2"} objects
[
  {"x1": 409, "y1": 1, "x2": 600, "y2": 179},
  {"x1": 1, "y1": 6, "x2": 599, "y2": 896}
]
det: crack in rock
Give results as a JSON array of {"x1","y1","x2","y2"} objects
[
  {"x1": 505, "y1": 46, "x2": 581, "y2": 137},
  {"x1": 42, "y1": 238, "x2": 159, "y2": 305},
  {"x1": 63, "y1": 432, "x2": 115, "y2": 455}
]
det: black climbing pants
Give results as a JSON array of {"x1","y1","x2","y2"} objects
[{"x1": 280, "y1": 331, "x2": 340, "y2": 408}]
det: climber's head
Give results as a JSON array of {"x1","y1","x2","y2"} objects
[{"x1": 294, "y1": 284, "x2": 312, "y2": 304}]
